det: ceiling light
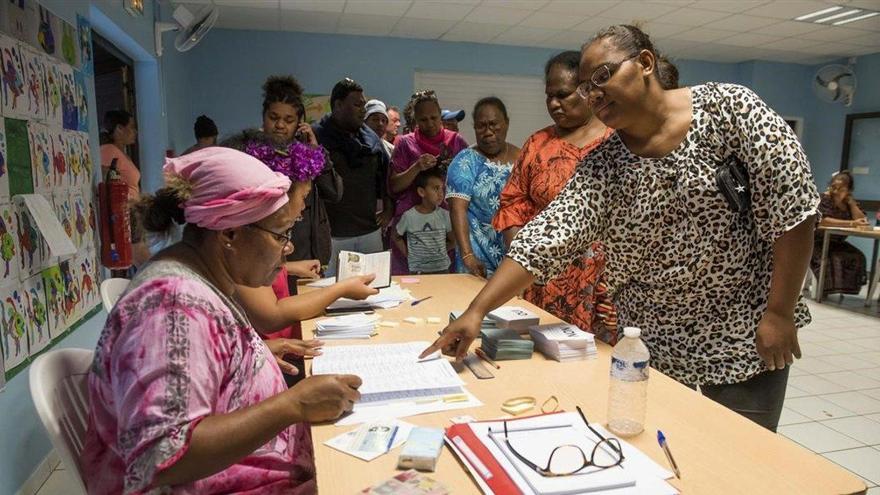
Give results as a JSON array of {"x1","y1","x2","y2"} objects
[
  {"x1": 833, "y1": 11, "x2": 880, "y2": 25},
  {"x1": 795, "y1": 5, "x2": 842, "y2": 21},
  {"x1": 815, "y1": 9, "x2": 862, "y2": 23}
]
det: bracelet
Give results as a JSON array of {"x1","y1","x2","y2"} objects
[{"x1": 462, "y1": 252, "x2": 475, "y2": 261}]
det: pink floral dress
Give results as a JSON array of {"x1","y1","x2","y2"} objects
[{"x1": 82, "y1": 260, "x2": 315, "y2": 494}]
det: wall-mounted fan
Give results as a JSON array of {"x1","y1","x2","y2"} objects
[
  {"x1": 813, "y1": 63, "x2": 857, "y2": 106},
  {"x1": 154, "y1": 5, "x2": 218, "y2": 57}
]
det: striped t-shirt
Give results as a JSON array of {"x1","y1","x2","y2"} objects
[{"x1": 396, "y1": 207, "x2": 452, "y2": 273}]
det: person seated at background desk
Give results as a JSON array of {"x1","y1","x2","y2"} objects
[
  {"x1": 83, "y1": 148, "x2": 361, "y2": 494},
  {"x1": 811, "y1": 170, "x2": 869, "y2": 296}
]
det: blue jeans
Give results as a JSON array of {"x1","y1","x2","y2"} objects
[{"x1": 325, "y1": 229, "x2": 384, "y2": 277}]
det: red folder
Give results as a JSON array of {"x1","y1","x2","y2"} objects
[{"x1": 446, "y1": 422, "x2": 522, "y2": 495}]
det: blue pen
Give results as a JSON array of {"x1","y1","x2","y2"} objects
[
  {"x1": 385, "y1": 425, "x2": 399, "y2": 452},
  {"x1": 411, "y1": 296, "x2": 432, "y2": 306},
  {"x1": 657, "y1": 430, "x2": 681, "y2": 479}
]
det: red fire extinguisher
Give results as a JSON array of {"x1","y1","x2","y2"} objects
[{"x1": 98, "y1": 158, "x2": 133, "y2": 269}]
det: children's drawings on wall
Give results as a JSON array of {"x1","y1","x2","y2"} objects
[
  {"x1": 27, "y1": 121, "x2": 50, "y2": 193},
  {"x1": 0, "y1": 122, "x2": 8, "y2": 199},
  {"x1": 40, "y1": 265, "x2": 63, "y2": 338},
  {"x1": 0, "y1": 203, "x2": 19, "y2": 288},
  {"x1": 14, "y1": 196, "x2": 46, "y2": 278},
  {"x1": 76, "y1": 15, "x2": 91, "y2": 75},
  {"x1": 0, "y1": 8, "x2": 100, "y2": 374},
  {"x1": 1, "y1": 35, "x2": 30, "y2": 118},
  {"x1": 23, "y1": 273, "x2": 48, "y2": 353},
  {"x1": 0, "y1": 285, "x2": 30, "y2": 371}
]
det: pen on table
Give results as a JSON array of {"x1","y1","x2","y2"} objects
[
  {"x1": 657, "y1": 430, "x2": 681, "y2": 479},
  {"x1": 474, "y1": 348, "x2": 500, "y2": 369},
  {"x1": 385, "y1": 425, "x2": 399, "y2": 452},
  {"x1": 411, "y1": 295, "x2": 433, "y2": 306}
]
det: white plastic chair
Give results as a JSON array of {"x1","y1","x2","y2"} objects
[
  {"x1": 29, "y1": 348, "x2": 94, "y2": 493},
  {"x1": 100, "y1": 278, "x2": 130, "y2": 312}
]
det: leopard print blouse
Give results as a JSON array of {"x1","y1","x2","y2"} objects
[{"x1": 508, "y1": 83, "x2": 820, "y2": 386}]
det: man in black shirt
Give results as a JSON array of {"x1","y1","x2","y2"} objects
[{"x1": 313, "y1": 78, "x2": 393, "y2": 275}]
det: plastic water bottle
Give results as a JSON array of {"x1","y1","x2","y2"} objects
[{"x1": 607, "y1": 326, "x2": 650, "y2": 437}]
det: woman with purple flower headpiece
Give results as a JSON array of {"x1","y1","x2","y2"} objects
[{"x1": 221, "y1": 77, "x2": 376, "y2": 387}]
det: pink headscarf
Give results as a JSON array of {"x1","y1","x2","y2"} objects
[{"x1": 163, "y1": 147, "x2": 291, "y2": 230}]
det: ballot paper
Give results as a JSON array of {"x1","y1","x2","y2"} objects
[
  {"x1": 529, "y1": 323, "x2": 598, "y2": 362},
  {"x1": 314, "y1": 313, "x2": 379, "y2": 339},
  {"x1": 327, "y1": 283, "x2": 413, "y2": 311},
  {"x1": 325, "y1": 419, "x2": 414, "y2": 461}
]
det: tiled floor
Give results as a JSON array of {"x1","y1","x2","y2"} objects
[{"x1": 33, "y1": 297, "x2": 880, "y2": 495}]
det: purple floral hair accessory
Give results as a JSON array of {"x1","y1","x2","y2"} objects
[{"x1": 243, "y1": 140, "x2": 325, "y2": 182}]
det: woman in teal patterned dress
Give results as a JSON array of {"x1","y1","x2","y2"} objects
[{"x1": 446, "y1": 97, "x2": 520, "y2": 277}]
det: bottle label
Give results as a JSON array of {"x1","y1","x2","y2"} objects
[{"x1": 610, "y1": 357, "x2": 649, "y2": 382}]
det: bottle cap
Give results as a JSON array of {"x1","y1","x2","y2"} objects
[{"x1": 623, "y1": 327, "x2": 641, "y2": 338}]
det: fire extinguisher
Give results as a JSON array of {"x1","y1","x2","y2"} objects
[{"x1": 98, "y1": 158, "x2": 133, "y2": 269}]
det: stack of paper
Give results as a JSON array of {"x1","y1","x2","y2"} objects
[
  {"x1": 480, "y1": 328, "x2": 533, "y2": 361},
  {"x1": 448, "y1": 310, "x2": 497, "y2": 329},
  {"x1": 529, "y1": 323, "x2": 598, "y2": 362},
  {"x1": 327, "y1": 283, "x2": 413, "y2": 312},
  {"x1": 487, "y1": 306, "x2": 540, "y2": 333},
  {"x1": 315, "y1": 313, "x2": 379, "y2": 339}
]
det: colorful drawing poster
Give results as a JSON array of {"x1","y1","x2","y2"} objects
[
  {"x1": 0, "y1": 35, "x2": 31, "y2": 118},
  {"x1": 58, "y1": 259, "x2": 79, "y2": 326},
  {"x1": 21, "y1": 46, "x2": 46, "y2": 120},
  {"x1": 66, "y1": 130, "x2": 86, "y2": 187},
  {"x1": 27, "y1": 121, "x2": 50, "y2": 193},
  {"x1": 0, "y1": 203, "x2": 19, "y2": 288},
  {"x1": 29, "y1": 4, "x2": 61, "y2": 59},
  {"x1": 5, "y1": 118, "x2": 33, "y2": 196},
  {"x1": 71, "y1": 193, "x2": 90, "y2": 252},
  {"x1": 52, "y1": 192, "x2": 74, "y2": 250},
  {"x1": 73, "y1": 70, "x2": 87, "y2": 132},
  {"x1": 14, "y1": 195, "x2": 46, "y2": 278},
  {"x1": 76, "y1": 15, "x2": 92, "y2": 75},
  {"x1": 59, "y1": 64, "x2": 76, "y2": 131},
  {"x1": 0, "y1": 285, "x2": 30, "y2": 371},
  {"x1": 44, "y1": 60, "x2": 62, "y2": 126},
  {"x1": 0, "y1": 0, "x2": 36, "y2": 44},
  {"x1": 24, "y1": 273, "x2": 49, "y2": 355},
  {"x1": 48, "y1": 126, "x2": 68, "y2": 188},
  {"x1": 75, "y1": 253, "x2": 98, "y2": 314},
  {"x1": 41, "y1": 265, "x2": 65, "y2": 338},
  {"x1": 0, "y1": 121, "x2": 8, "y2": 199},
  {"x1": 60, "y1": 19, "x2": 78, "y2": 68}
]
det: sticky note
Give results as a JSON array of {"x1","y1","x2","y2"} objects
[
  {"x1": 401, "y1": 277, "x2": 420, "y2": 284},
  {"x1": 379, "y1": 321, "x2": 399, "y2": 328},
  {"x1": 404, "y1": 317, "x2": 423, "y2": 325},
  {"x1": 426, "y1": 317, "x2": 442, "y2": 324}
]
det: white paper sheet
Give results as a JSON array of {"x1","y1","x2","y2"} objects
[
  {"x1": 448, "y1": 412, "x2": 677, "y2": 495},
  {"x1": 336, "y1": 389, "x2": 482, "y2": 426},
  {"x1": 306, "y1": 277, "x2": 335, "y2": 288},
  {"x1": 20, "y1": 194, "x2": 75, "y2": 257}
]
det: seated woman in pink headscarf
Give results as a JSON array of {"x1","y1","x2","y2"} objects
[
  {"x1": 388, "y1": 90, "x2": 468, "y2": 274},
  {"x1": 82, "y1": 148, "x2": 362, "y2": 494}
]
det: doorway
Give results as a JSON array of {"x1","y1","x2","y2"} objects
[{"x1": 92, "y1": 32, "x2": 139, "y2": 170}]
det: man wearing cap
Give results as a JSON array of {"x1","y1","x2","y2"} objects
[
  {"x1": 441, "y1": 108, "x2": 465, "y2": 133},
  {"x1": 313, "y1": 79, "x2": 393, "y2": 276},
  {"x1": 364, "y1": 99, "x2": 394, "y2": 158}
]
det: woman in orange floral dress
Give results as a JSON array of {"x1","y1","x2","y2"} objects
[{"x1": 493, "y1": 50, "x2": 617, "y2": 344}]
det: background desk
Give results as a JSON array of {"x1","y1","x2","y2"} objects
[
  {"x1": 303, "y1": 274, "x2": 866, "y2": 494},
  {"x1": 815, "y1": 226, "x2": 880, "y2": 305}
]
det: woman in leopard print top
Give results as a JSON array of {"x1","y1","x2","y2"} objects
[{"x1": 425, "y1": 25, "x2": 819, "y2": 432}]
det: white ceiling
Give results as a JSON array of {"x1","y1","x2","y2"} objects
[{"x1": 176, "y1": 0, "x2": 880, "y2": 65}]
